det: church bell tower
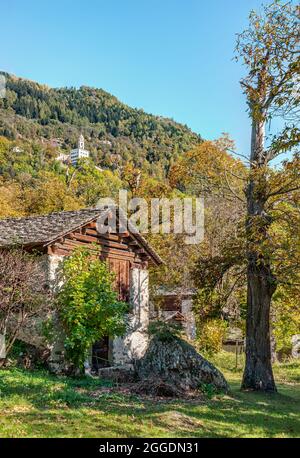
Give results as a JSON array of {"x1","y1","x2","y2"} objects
[{"x1": 78, "y1": 134, "x2": 85, "y2": 150}]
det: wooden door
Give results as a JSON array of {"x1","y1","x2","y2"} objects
[
  {"x1": 108, "y1": 258, "x2": 130, "y2": 302},
  {"x1": 92, "y1": 336, "x2": 110, "y2": 371}
]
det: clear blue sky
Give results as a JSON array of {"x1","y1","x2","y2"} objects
[{"x1": 1, "y1": 0, "x2": 275, "y2": 156}]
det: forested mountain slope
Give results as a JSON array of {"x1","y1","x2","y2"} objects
[{"x1": 0, "y1": 72, "x2": 201, "y2": 176}]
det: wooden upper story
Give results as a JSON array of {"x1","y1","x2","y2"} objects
[{"x1": 0, "y1": 207, "x2": 163, "y2": 301}]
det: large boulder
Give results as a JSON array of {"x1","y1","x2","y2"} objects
[{"x1": 135, "y1": 334, "x2": 229, "y2": 393}]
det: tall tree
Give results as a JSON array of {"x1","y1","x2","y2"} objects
[{"x1": 236, "y1": 1, "x2": 299, "y2": 391}]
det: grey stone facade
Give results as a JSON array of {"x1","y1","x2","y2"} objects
[
  {"x1": 181, "y1": 297, "x2": 197, "y2": 340},
  {"x1": 44, "y1": 254, "x2": 66, "y2": 372},
  {"x1": 7, "y1": 254, "x2": 54, "y2": 350},
  {"x1": 46, "y1": 257, "x2": 151, "y2": 371},
  {"x1": 112, "y1": 268, "x2": 150, "y2": 365},
  {"x1": 7, "y1": 254, "x2": 152, "y2": 373}
]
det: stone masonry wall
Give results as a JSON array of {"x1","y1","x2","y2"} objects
[
  {"x1": 12, "y1": 254, "x2": 151, "y2": 372},
  {"x1": 112, "y1": 268, "x2": 150, "y2": 365},
  {"x1": 8, "y1": 254, "x2": 50, "y2": 349},
  {"x1": 181, "y1": 298, "x2": 197, "y2": 340},
  {"x1": 46, "y1": 255, "x2": 67, "y2": 373}
]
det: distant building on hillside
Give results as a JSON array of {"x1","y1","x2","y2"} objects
[
  {"x1": 12, "y1": 146, "x2": 23, "y2": 153},
  {"x1": 50, "y1": 138, "x2": 64, "y2": 148},
  {"x1": 56, "y1": 153, "x2": 70, "y2": 164},
  {"x1": 99, "y1": 139, "x2": 112, "y2": 147},
  {"x1": 70, "y1": 134, "x2": 90, "y2": 166}
]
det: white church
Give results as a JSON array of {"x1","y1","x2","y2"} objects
[{"x1": 70, "y1": 134, "x2": 90, "y2": 165}]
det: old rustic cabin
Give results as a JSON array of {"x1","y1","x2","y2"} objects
[
  {"x1": 0, "y1": 207, "x2": 163, "y2": 372},
  {"x1": 151, "y1": 288, "x2": 197, "y2": 340}
]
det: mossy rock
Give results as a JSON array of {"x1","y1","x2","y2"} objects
[{"x1": 135, "y1": 334, "x2": 229, "y2": 393}]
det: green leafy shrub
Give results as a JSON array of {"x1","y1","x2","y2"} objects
[
  {"x1": 57, "y1": 247, "x2": 128, "y2": 370},
  {"x1": 272, "y1": 287, "x2": 300, "y2": 356},
  {"x1": 196, "y1": 319, "x2": 228, "y2": 355},
  {"x1": 148, "y1": 320, "x2": 183, "y2": 342},
  {"x1": 198, "y1": 382, "x2": 219, "y2": 398}
]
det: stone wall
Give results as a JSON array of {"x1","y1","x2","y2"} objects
[
  {"x1": 6, "y1": 254, "x2": 67, "y2": 372},
  {"x1": 10, "y1": 254, "x2": 151, "y2": 371},
  {"x1": 181, "y1": 298, "x2": 196, "y2": 340},
  {"x1": 49, "y1": 262, "x2": 151, "y2": 370},
  {"x1": 46, "y1": 255, "x2": 67, "y2": 373},
  {"x1": 112, "y1": 268, "x2": 150, "y2": 365},
  {"x1": 7, "y1": 254, "x2": 52, "y2": 350},
  {"x1": 150, "y1": 291, "x2": 196, "y2": 341},
  {"x1": 48, "y1": 254, "x2": 64, "y2": 292}
]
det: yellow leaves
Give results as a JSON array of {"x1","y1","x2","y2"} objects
[
  {"x1": 121, "y1": 163, "x2": 141, "y2": 194},
  {"x1": 273, "y1": 284, "x2": 300, "y2": 353},
  {"x1": 196, "y1": 318, "x2": 228, "y2": 354},
  {"x1": 0, "y1": 182, "x2": 23, "y2": 218},
  {"x1": 168, "y1": 139, "x2": 246, "y2": 199},
  {"x1": 21, "y1": 172, "x2": 84, "y2": 215},
  {"x1": 0, "y1": 136, "x2": 11, "y2": 156}
]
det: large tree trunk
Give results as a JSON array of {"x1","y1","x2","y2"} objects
[
  {"x1": 242, "y1": 119, "x2": 277, "y2": 392},
  {"x1": 242, "y1": 260, "x2": 277, "y2": 391}
]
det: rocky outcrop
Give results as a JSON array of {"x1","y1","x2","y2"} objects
[{"x1": 135, "y1": 334, "x2": 229, "y2": 393}]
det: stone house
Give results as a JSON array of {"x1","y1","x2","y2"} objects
[
  {"x1": 0, "y1": 207, "x2": 163, "y2": 372},
  {"x1": 222, "y1": 327, "x2": 244, "y2": 355},
  {"x1": 150, "y1": 288, "x2": 197, "y2": 341}
]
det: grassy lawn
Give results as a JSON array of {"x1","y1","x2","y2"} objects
[{"x1": 0, "y1": 352, "x2": 299, "y2": 438}]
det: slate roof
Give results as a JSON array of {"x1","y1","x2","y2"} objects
[{"x1": 0, "y1": 208, "x2": 163, "y2": 265}]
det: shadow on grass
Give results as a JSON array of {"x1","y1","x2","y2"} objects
[
  {"x1": 0, "y1": 367, "x2": 299, "y2": 438},
  {"x1": 0, "y1": 368, "x2": 116, "y2": 408}
]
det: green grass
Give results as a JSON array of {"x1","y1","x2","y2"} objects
[{"x1": 0, "y1": 353, "x2": 299, "y2": 438}]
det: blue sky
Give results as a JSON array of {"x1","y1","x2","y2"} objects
[{"x1": 1, "y1": 0, "x2": 276, "y2": 155}]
